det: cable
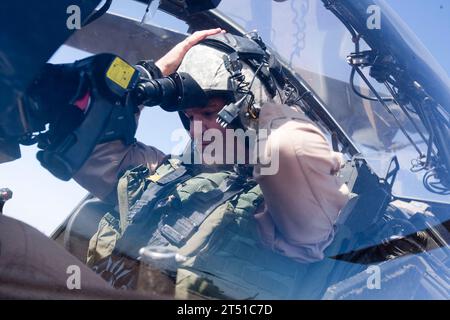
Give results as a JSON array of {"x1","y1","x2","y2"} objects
[
  {"x1": 293, "y1": 90, "x2": 312, "y2": 105},
  {"x1": 353, "y1": 66, "x2": 425, "y2": 158},
  {"x1": 82, "y1": 0, "x2": 112, "y2": 27},
  {"x1": 247, "y1": 62, "x2": 265, "y2": 91},
  {"x1": 348, "y1": 34, "x2": 394, "y2": 103},
  {"x1": 384, "y1": 81, "x2": 431, "y2": 151},
  {"x1": 288, "y1": 0, "x2": 309, "y2": 67},
  {"x1": 350, "y1": 67, "x2": 395, "y2": 102},
  {"x1": 410, "y1": 157, "x2": 427, "y2": 173},
  {"x1": 340, "y1": 11, "x2": 449, "y2": 196},
  {"x1": 423, "y1": 168, "x2": 450, "y2": 195}
]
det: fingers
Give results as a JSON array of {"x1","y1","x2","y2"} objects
[
  {"x1": 156, "y1": 28, "x2": 226, "y2": 76},
  {"x1": 184, "y1": 28, "x2": 225, "y2": 48}
]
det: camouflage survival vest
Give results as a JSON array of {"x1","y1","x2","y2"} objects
[{"x1": 86, "y1": 157, "x2": 346, "y2": 299}]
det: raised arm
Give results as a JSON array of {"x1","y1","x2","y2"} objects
[
  {"x1": 74, "y1": 28, "x2": 225, "y2": 204},
  {"x1": 155, "y1": 28, "x2": 225, "y2": 76}
]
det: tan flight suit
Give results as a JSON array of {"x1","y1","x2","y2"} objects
[{"x1": 74, "y1": 102, "x2": 350, "y2": 263}]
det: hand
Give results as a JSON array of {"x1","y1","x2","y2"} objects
[{"x1": 155, "y1": 28, "x2": 225, "y2": 76}]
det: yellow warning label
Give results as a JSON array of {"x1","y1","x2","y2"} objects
[{"x1": 106, "y1": 57, "x2": 135, "y2": 89}]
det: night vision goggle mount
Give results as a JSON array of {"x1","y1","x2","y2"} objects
[{"x1": 6, "y1": 53, "x2": 204, "y2": 181}]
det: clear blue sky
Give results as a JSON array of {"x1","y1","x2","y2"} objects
[{"x1": 2, "y1": 0, "x2": 449, "y2": 235}]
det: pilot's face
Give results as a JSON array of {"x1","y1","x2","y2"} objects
[{"x1": 184, "y1": 97, "x2": 227, "y2": 148}]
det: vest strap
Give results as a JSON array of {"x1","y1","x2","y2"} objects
[
  {"x1": 154, "y1": 177, "x2": 255, "y2": 247},
  {"x1": 128, "y1": 165, "x2": 191, "y2": 223}
]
